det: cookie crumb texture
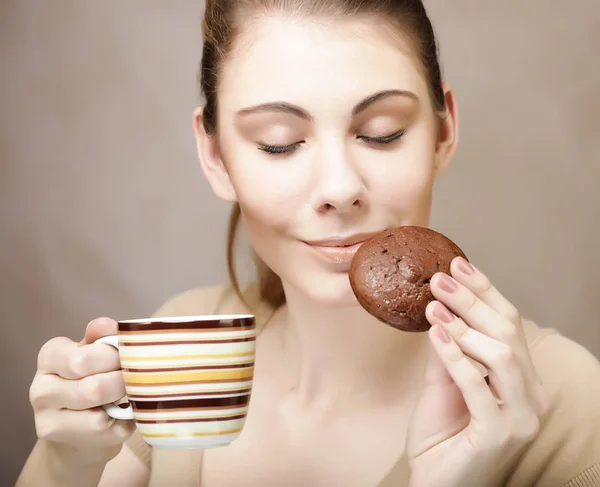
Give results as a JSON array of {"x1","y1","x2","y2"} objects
[{"x1": 349, "y1": 226, "x2": 467, "y2": 332}]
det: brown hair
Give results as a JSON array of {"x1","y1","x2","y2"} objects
[{"x1": 199, "y1": 0, "x2": 446, "y2": 310}]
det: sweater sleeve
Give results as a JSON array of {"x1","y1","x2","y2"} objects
[
  {"x1": 124, "y1": 430, "x2": 153, "y2": 470},
  {"x1": 506, "y1": 332, "x2": 600, "y2": 487}
]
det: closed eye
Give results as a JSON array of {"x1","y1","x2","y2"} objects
[
  {"x1": 258, "y1": 142, "x2": 303, "y2": 155},
  {"x1": 358, "y1": 129, "x2": 406, "y2": 145},
  {"x1": 258, "y1": 129, "x2": 405, "y2": 155}
]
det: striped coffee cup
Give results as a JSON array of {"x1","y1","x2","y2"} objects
[{"x1": 95, "y1": 314, "x2": 255, "y2": 450}]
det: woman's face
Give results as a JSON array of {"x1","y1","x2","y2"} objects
[{"x1": 197, "y1": 15, "x2": 458, "y2": 306}]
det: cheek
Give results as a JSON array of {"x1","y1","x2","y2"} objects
[
  {"x1": 222, "y1": 153, "x2": 301, "y2": 240},
  {"x1": 375, "y1": 164, "x2": 434, "y2": 211},
  {"x1": 366, "y1": 131, "x2": 437, "y2": 216},
  {"x1": 219, "y1": 133, "x2": 314, "y2": 231}
]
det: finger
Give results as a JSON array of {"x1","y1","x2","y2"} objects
[
  {"x1": 38, "y1": 338, "x2": 120, "y2": 379},
  {"x1": 35, "y1": 408, "x2": 134, "y2": 447},
  {"x1": 83, "y1": 317, "x2": 119, "y2": 345},
  {"x1": 429, "y1": 324, "x2": 500, "y2": 425},
  {"x1": 423, "y1": 335, "x2": 453, "y2": 386},
  {"x1": 450, "y1": 257, "x2": 522, "y2": 326},
  {"x1": 38, "y1": 337, "x2": 80, "y2": 377},
  {"x1": 430, "y1": 273, "x2": 541, "y2": 389},
  {"x1": 430, "y1": 272, "x2": 520, "y2": 348},
  {"x1": 449, "y1": 258, "x2": 541, "y2": 384},
  {"x1": 407, "y1": 340, "x2": 470, "y2": 459},
  {"x1": 426, "y1": 301, "x2": 489, "y2": 378},
  {"x1": 427, "y1": 302, "x2": 532, "y2": 412},
  {"x1": 30, "y1": 370, "x2": 126, "y2": 411}
]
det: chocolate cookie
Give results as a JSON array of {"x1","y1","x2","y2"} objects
[{"x1": 349, "y1": 226, "x2": 467, "y2": 332}]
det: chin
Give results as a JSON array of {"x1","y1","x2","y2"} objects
[{"x1": 284, "y1": 268, "x2": 361, "y2": 308}]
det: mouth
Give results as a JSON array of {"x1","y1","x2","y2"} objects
[
  {"x1": 303, "y1": 232, "x2": 382, "y2": 248},
  {"x1": 303, "y1": 232, "x2": 382, "y2": 267}
]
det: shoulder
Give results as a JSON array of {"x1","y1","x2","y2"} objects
[
  {"x1": 523, "y1": 318, "x2": 600, "y2": 390},
  {"x1": 508, "y1": 320, "x2": 600, "y2": 486},
  {"x1": 152, "y1": 282, "x2": 275, "y2": 327},
  {"x1": 526, "y1": 319, "x2": 600, "y2": 413},
  {"x1": 152, "y1": 284, "x2": 241, "y2": 318}
]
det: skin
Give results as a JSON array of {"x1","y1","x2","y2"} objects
[
  {"x1": 194, "y1": 15, "x2": 547, "y2": 487},
  {"x1": 19, "y1": 12, "x2": 548, "y2": 487}
]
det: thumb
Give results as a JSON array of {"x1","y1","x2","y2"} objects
[
  {"x1": 406, "y1": 328, "x2": 468, "y2": 459},
  {"x1": 423, "y1": 326, "x2": 453, "y2": 386},
  {"x1": 81, "y1": 317, "x2": 119, "y2": 345}
]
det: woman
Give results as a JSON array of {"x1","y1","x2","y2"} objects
[{"x1": 17, "y1": 1, "x2": 600, "y2": 486}]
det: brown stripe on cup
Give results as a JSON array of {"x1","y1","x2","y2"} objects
[
  {"x1": 120, "y1": 337, "x2": 256, "y2": 346},
  {"x1": 135, "y1": 414, "x2": 248, "y2": 424},
  {"x1": 119, "y1": 317, "x2": 255, "y2": 332},
  {"x1": 127, "y1": 388, "x2": 252, "y2": 400},
  {"x1": 119, "y1": 325, "x2": 255, "y2": 335},
  {"x1": 131, "y1": 395, "x2": 250, "y2": 411}
]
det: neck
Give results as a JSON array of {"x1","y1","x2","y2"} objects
[{"x1": 273, "y1": 283, "x2": 428, "y2": 412}]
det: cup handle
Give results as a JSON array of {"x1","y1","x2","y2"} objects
[{"x1": 94, "y1": 335, "x2": 134, "y2": 421}]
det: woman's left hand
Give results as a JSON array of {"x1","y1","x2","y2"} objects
[{"x1": 406, "y1": 257, "x2": 549, "y2": 487}]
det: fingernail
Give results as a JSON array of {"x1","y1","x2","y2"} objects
[
  {"x1": 438, "y1": 274, "x2": 459, "y2": 293},
  {"x1": 457, "y1": 257, "x2": 475, "y2": 276},
  {"x1": 434, "y1": 324, "x2": 452, "y2": 344},
  {"x1": 434, "y1": 303, "x2": 455, "y2": 324}
]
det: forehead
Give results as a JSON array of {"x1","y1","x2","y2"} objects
[{"x1": 218, "y1": 15, "x2": 428, "y2": 111}]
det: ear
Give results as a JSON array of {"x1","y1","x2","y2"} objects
[
  {"x1": 193, "y1": 106, "x2": 237, "y2": 202},
  {"x1": 433, "y1": 82, "x2": 459, "y2": 177}
]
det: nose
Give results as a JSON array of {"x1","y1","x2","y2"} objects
[{"x1": 311, "y1": 144, "x2": 366, "y2": 214}]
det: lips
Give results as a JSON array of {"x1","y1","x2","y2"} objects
[
  {"x1": 303, "y1": 232, "x2": 382, "y2": 248},
  {"x1": 303, "y1": 231, "x2": 383, "y2": 268}
]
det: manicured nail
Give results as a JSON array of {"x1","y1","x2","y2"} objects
[
  {"x1": 434, "y1": 324, "x2": 452, "y2": 344},
  {"x1": 457, "y1": 257, "x2": 475, "y2": 276},
  {"x1": 438, "y1": 273, "x2": 459, "y2": 293},
  {"x1": 434, "y1": 303, "x2": 455, "y2": 324}
]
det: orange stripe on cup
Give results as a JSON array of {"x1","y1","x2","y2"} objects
[
  {"x1": 123, "y1": 367, "x2": 255, "y2": 384},
  {"x1": 141, "y1": 428, "x2": 243, "y2": 438}
]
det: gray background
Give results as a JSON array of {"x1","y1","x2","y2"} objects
[{"x1": 2, "y1": 1, "x2": 599, "y2": 485}]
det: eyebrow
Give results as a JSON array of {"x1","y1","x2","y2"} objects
[{"x1": 236, "y1": 89, "x2": 418, "y2": 121}]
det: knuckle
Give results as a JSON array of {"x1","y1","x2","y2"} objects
[
  {"x1": 29, "y1": 378, "x2": 47, "y2": 410},
  {"x1": 492, "y1": 346, "x2": 516, "y2": 368},
  {"x1": 498, "y1": 324, "x2": 518, "y2": 344},
  {"x1": 478, "y1": 276, "x2": 493, "y2": 293},
  {"x1": 465, "y1": 294, "x2": 478, "y2": 313},
  {"x1": 503, "y1": 303, "x2": 521, "y2": 324},
  {"x1": 517, "y1": 415, "x2": 541, "y2": 442},
  {"x1": 68, "y1": 350, "x2": 87, "y2": 378},
  {"x1": 37, "y1": 337, "x2": 65, "y2": 367},
  {"x1": 499, "y1": 415, "x2": 540, "y2": 447},
  {"x1": 452, "y1": 321, "x2": 469, "y2": 341},
  {"x1": 464, "y1": 369, "x2": 486, "y2": 389},
  {"x1": 445, "y1": 346, "x2": 464, "y2": 364},
  {"x1": 79, "y1": 376, "x2": 102, "y2": 405},
  {"x1": 89, "y1": 410, "x2": 111, "y2": 432},
  {"x1": 113, "y1": 421, "x2": 135, "y2": 441},
  {"x1": 34, "y1": 417, "x2": 58, "y2": 441}
]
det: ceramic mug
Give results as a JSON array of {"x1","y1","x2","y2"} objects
[{"x1": 95, "y1": 314, "x2": 256, "y2": 450}]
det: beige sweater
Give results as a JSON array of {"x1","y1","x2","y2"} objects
[{"x1": 125, "y1": 285, "x2": 600, "y2": 487}]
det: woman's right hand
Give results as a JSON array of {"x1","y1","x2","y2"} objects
[{"x1": 29, "y1": 317, "x2": 135, "y2": 466}]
